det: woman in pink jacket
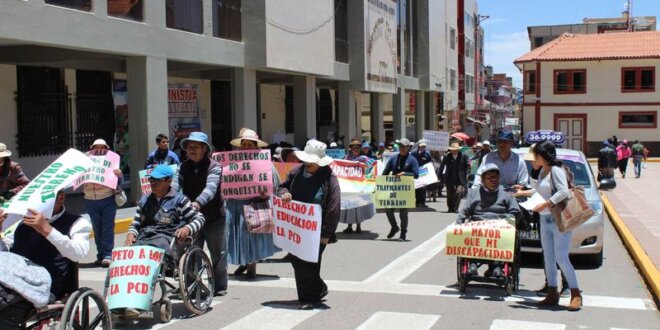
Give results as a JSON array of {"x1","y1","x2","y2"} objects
[{"x1": 616, "y1": 140, "x2": 632, "y2": 178}]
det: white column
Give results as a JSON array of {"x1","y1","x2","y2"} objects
[
  {"x1": 415, "y1": 91, "x2": 426, "y2": 141},
  {"x1": 126, "y1": 56, "x2": 169, "y2": 201},
  {"x1": 293, "y1": 75, "x2": 317, "y2": 147},
  {"x1": 92, "y1": 0, "x2": 108, "y2": 16},
  {"x1": 370, "y1": 93, "x2": 385, "y2": 143},
  {"x1": 393, "y1": 88, "x2": 406, "y2": 139},
  {"x1": 232, "y1": 68, "x2": 258, "y2": 136},
  {"x1": 202, "y1": 0, "x2": 213, "y2": 36},
  {"x1": 143, "y1": 0, "x2": 166, "y2": 27},
  {"x1": 338, "y1": 82, "x2": 358, "y2": 147}
]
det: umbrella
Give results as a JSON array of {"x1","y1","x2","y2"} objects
[{"x1": 451, "y1": 132, "x2": 470, "y2": 141}]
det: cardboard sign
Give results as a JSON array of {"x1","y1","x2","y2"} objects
[
  {"x1": 1, "y1": 149, "x2": 93, "y2": 230},
  {"x1": 422, "y1": 130, "x2": 450, "y2": 151},
  {"x1": 326, "y1": 149, "x2": 346, "y2": 159},
  {"x1": 273, "y1": 162, "x2": 303, "y2": 184},
  {"x1": 414, "y1": 163, "x2": 439, "y2": 189},
  {"x1": 106, "y1": 246, "x2": 165, "y2": 311},
  {"x1": 374, "y1": 176, "x2": 415, "y2": 209},
  {"x1": 73, "y1": 150, "x2": 120, "y2": 190},
  {"x1": 272, "y1": 196, "x2": 322, "y2": 263},
  {"x1": 330, "y1": 159, "x2": 376, "y2": 193},
  {"x1": 213, "y1": 150, "x2": 273, "y2": 199},
  {"x1": 137, "y1": 165, "x2": 178, "y2": 196},
  {"x1": 445, "y1": 219, "x2": 516, "y2": 262}
]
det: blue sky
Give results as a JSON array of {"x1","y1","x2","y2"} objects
[{"x1": 478, "y1": 0, "x2": 660, "y2": 87}]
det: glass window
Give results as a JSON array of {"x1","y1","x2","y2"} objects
[
  {"x1": 108, "y1": 0, "x2": 143, "y2": 21},
  {"x1": 534, "y1": 37, "x2": 544, "y2": 48},
  {"x1": 450, "y1": 69, "x2": 456, "y2": 91},
  {"x1": 641, "y1": 69, "x2": 654, "y2": 90},
  {"x1": 556, "y1": 72, "x2": 568, "y2": 92},
  {"x1": 45, "y1": 0, "x2": 91, "y2": 11},
  {"x1": 623, "y1": 69, "x2": 636, "y2": 90},
  {"x1": 573, "y1": 71, "x2": 585, "y2": 92},
  {"x1": 620, "y1": 112, "x2": 657, "y2": 128},
  {"x1": 166, "y1": 0, "x2": 203, "y2": 34},
  {"x1": 334, "y1": 0, "x2": 348, "y2": 63},
  {"x1": 450, "y1": 27, "x2": 456, "y2": 50},
  {"x1": 524, "y1": 71, "x2": 536, "y2": 94},
  {"x1": 214, "y1": 0, "x2": 242, "y2": 41},
  {"x1": 554, "y1": 69, "x2": 586, "y2": 94},
  {"x1": 622, "y1": 67, "x2": 655, "y2": 92}
]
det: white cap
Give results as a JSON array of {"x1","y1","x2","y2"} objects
[
  {"x1": 482, "y1": 141, "x2": 491, "y2": 146},
  {"x1": 330, "y1": 142, "x2": 338, "y2": 148}
]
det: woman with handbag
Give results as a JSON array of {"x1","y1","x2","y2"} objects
[
  {"x1": 226, "y1": 128, "x2": 281, "y2": 279},
  {"x1": 513, "y1": 141, "x2": 581, "y2": 311}
]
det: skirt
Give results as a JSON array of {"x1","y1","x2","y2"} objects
[{"x1": 226, "y1": 198, "x2": 281, "y2": 265}]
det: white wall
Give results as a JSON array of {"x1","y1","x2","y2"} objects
[{"x1": 259, "y1": 84, "x2": 289, "y2": 144}]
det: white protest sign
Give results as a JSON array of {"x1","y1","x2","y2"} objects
[
  {"x1": 272, "y1": 196, "x2": 321, "y2": 263},
  {"x1": 422, "y1": 130, "x2": 450, "y2": 151},
  {"x1": 414, "y1": 163, "x2": 439, "y2": 189},
  {"x1": 1, "y1": 149, "x2": 93, "y2": 230}
]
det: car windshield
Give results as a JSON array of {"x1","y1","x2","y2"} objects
[{"x1": 524, "y1": 159, "x2": 591, "y2": 187}]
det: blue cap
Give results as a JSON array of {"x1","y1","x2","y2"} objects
[
  {"x1": 603, "y1": 140, "x2": 610, "y2": 146},
  {"x1": 496, "y1": 131, "x2": 514, "y2": 141},
  {"x1": 378, "y1": 142, "x2": 385, "y2": 148},
  {"x1": 478, "y1": 163, "x2": 500, "y2": 176},
  {"x1": 150, "y1": 164, "x2": 174, "y2": 179},
  {"x1": 361, "y1": 142, "x2": 371, "y2": 149},
  {"x1": 181, "y1": 132, "x2": 210, "y2": 150}
]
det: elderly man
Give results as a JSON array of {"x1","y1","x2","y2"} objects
[
  {"x1": 0, "y1": 191, "x2": 91, "y2": 329},
  {"x1": 472, "y1": 131, "x2": 529, "y2": 190},
  {"x1": 381, "y1": 138, "x2": 419, "y2": 241},
  {"x1": 439, "y1": 142, "x2": 470, "y2": 213}
]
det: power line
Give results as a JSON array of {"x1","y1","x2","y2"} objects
[{"x1": 266, "y1": 0, "x2": 343, "y2": 35}]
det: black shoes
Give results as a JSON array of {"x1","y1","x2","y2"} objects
[
  {"x1": 298, "y1": 302, "x2": 321, "y2": 310},
  {"x1": 387, "y1": 227, "x2": 400, "y2": 239},
  {"x1": 355, "y1": 224, "x2": 362, "y2": 233},
  {"x1": 343, "y1": 226, "x2": 354, "y2": 233},
  {"x1": 399, "y1": 233, "x2": 407, "y2": 241},
  {"x1": 234, "y1": 265, "x2": 247, "y2": 275}
]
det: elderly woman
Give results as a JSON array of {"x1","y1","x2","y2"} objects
[
  {"x1": 0, "y1": 143, "x2": 30, "y2": 203},
  {"x1": 226, "y1": 129, "x2": 281, "y2": 279},
  {"x1": 279, "y1": 139, "x2": 341, "y2": 310},
  {"x1": 457, "y1": 163, "x2": 520, "y2": 277}
]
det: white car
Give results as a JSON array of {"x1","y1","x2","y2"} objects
[{"x1": 512, "y1": 147, "x2": 612, "y2": 266}]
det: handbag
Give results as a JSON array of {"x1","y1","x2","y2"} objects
[
  {"x1": 549, "y1": 167, "x2": 594, "y2": 232},
  {"x1": 115, "y1": 187, "x2": 127, "y2": 207},
  {"x1": 243, "y1": 201, "x2": 275, "y2": 234}
]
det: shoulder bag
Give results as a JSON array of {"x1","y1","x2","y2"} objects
[
  {"x1": 550, "y1": 166, "x2": 593, "y2": 232},
  {"x1": 243, "y1": 200, "x2": 275, "y2": 234}
]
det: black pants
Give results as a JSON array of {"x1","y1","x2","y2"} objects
[
  {"x1": 385, "y1": 209, "x2": 409, "y2": 234},
  {"x1": 290, "y1": 244, "x2": 327, "y2": 304},
  {"x1": 446, "y1": 184, "x2": 464, "y2": 213},
  {"x1": 618, "y1": 158, "x2": 629, "y2": 176},
  {"x1": 195, "y1": 219, "x2": 228, "y2": 292},
  {"x1": 0, "y1": 300, "x2": 33, "y2": 329},
  {"x1": 415, "y1": 188, "x2": 427, "y2": 205}
]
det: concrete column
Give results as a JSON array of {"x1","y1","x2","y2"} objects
[
  {"x1": 415, "y1": 91, "x2": 426, "y2": 141},
  {"x1": 393, "y1": 88, "x2": 406, "y2": 139},
  {"x1": 92, "y1": 0, "x2": 108, "y2": 16},
  {"x1": 144, "y1": 0, "x2": 166, "y2": 27},
  {"x1": 370, "y1": 93, "x2": 385, "y2": 143},
  {"x1": 232, "y1": 68, "x2": 258, "y2": 136},
  {"x1": 202, "y1": 0, "x2": 213, "y2": 36},
  {"x1": 293, "y1": 75, "x2": 317, "y2": 147},
  {"x1": 126, "y1": 56, "x2": 169, "y2": 201},
  {"x1": 427, "y1": 92, "x2": 437, "y2": 131},
  {"x1": 338, "y1": 82, "x2": 358, "y2": 147}
]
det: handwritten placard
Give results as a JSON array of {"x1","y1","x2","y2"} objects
[
  {"x1": 422, "y1": 130, "x2": 450, "y2": 151},
  {"x1": 445, "y1": 219, "x2": 516, "y2": 262},
  {"x1": 213, "y1": 150, "x2": 273, "y2": 199},
  {"x1": 73, "y1": 150, "x2": 120, "y2": 190},
  {"x1": 106, "y1": 246, "x2": 165, "y2": 311},
  {"x1": 326, "y1": 149, "x2": 346, "y2": 159},
  {"x1": 272, "y1": 196, "x2": 321, "y2": 263},
  {"x1": 374, "y1": 176, "x2": 415, "y2": 209}
]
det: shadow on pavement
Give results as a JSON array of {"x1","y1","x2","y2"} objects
[{"x1": 334, "y1": 231, "x2": 380, "y2": 241}]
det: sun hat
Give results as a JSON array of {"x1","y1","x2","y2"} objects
[
  {"x1": 294, "y1": 139, "x2": 334, "y2": 167},
  {"x1": 478, "y1": 163, "x2": 500, "y2": 176},
  {"x1": 483, "y1": 140, "x2": 491, "y2": 146},
  {"x1": 361, "y1": 142, "x2": 371, "y2": 149},
  {"x1": 90, "y1": 139, "x2": 110, "y2": 149},
  {"x1": 448, "y1": 142, "x2": 461, "y2": 151},
  {"x1": 396, "y1": 138, "x2": 413, "y2": 147},
  {"x1": 181, "y1": 132, "x2": 211, "y2": 151},
  {"x1": 496, "y1": 131, "x2": 514, "y2": 141},
  {"x1": 0, "y1": 143, "x2": 12, "y2": 158},
  {"x1": 230, "y1": 128, "x2": 268, "y2": 148},
  {"x1": 348, "y1": 138, "x2": 362, "y2": 147},
  {"x1": 523, "y1": 144, "x2": 536, "y2": 161},
  {"x1": 149, "y1": 164, "x2": 174, "y2": 179},
  {"x1": 417, "y1": 139, "x2": 427, "y2": 147}
]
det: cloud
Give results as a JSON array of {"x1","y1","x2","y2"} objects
[{"x1": 484, "y1": 30, "x2": 530, "y2": 87}]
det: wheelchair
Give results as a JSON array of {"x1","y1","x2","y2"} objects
[{"x1": 105, "y1": 236, "x2": 214, "y2": 323}]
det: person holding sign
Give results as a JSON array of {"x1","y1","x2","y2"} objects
[
  {"x1": 0, "y1": 143, "x2": 30, "y2": 204},
  {"x1": 278, "y1": 139, "x2": 340, "y2": 310},
  {"x1": 381, "y1": 138, "x2": 419, "y2": 240},
  {"x1": 144, "y1": 133, "x2": 180, "y2": 169},
  {"x1": 84, "y1": 139, "x2": 123, "y2": 267},
  {"x1": 456, "y1": 164, "x2": 520, "y2": 278},
  {"x1": 0, "y1": 191, "x2": 92, "y2": 328},
  {"x1": 225, "y1": 128, "x2": 281, "y2": 279}
]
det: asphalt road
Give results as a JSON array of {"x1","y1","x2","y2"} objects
[{"x1": 77, "y1": 200, "x2": 659, "y2": 329}]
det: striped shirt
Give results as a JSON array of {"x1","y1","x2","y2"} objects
[
  {"x1": 128, "y1": 188, "x2": 205, "y2": 237},
  {"x1": 171, "y1": 161, "x2": 221, "y2": 207}
]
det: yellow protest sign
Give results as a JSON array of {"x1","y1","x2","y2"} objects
[
  {"x1": 374, "y1": 175, "x2": 415, "y2": 209},
  {"x1": 445, "y1": 220, "x2": 516, "y2": 262}
]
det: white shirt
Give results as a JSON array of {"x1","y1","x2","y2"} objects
[{"x1": 3, "y1": 207, "x2": 92, "y2": 262}]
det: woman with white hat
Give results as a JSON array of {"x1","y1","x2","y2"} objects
[
  {"x1": 226, "y1": 128, "x2": 281, "y2": 279},
  {"x1": 279, "y1": 139, "x2": 341, "y2": 309},
  {"x1": 0, "y1": 143, "x2": 30, "y2": 203}
]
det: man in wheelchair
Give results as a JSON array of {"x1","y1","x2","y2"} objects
[
  {"x1": 0, "y1": 190, "x2": 92, "y2": 329},
  {"x1": 456, "y1": 164, "x2": 520, "y2": 277}
]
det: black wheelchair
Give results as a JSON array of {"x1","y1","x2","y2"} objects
[{"x1": 105, "y1": 236, "x2": 215, "y2": 323}]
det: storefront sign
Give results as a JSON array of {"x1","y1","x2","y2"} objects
[
  {"x1": 168, "y1": 84, "x2": 201, "y2": 152},
  {"x1": 272, "y1": 197, "x2": 321, "y2": 263},
  {"x1": 213, "y1": 150, "x2": 273, "y2": 199},
  {"x1": 445, "y1": 219, "x2": 516, "y2": 262},
  {"x1": 525, "y1": 130, "x2": 565, "y2": 144}
]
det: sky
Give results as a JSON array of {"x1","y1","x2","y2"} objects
[{"x1": 478, "y1": 0, "x2": 660, "y2": 87}]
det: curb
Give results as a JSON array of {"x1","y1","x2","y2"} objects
[
  {"x1": 588, "y1": 158, "x2": 660, "y2": 163},
  {"x1": 601, "y1": 193, "x2": 660, "y2": 304},
  {"x1": 89, "y1": 217, "x2": 132, "y2": 238}
]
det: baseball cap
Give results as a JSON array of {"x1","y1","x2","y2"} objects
[{"x1": 149, "y1": 164, "x2": 174, "y2": 179}]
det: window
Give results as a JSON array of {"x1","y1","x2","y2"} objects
[
  {"x1": 533, "y1": 37, "x2": 544, "y2": 48},
  {"x1": 45, "y1": 0, "x2": 91, "y2": 11},
  {"x1": 465, "y1": 75, "x2": 474, "y2": 94},
  {"x1": 524, "y1": 70, "x2": 537, "y2": 94},
  {"x1": 621, "y1": 67, "x2": 655, "y2": 92},
  {"x1": 619, "y1": 111, "x2": 657, "y2": 129},
  {"x1": 166, "y1": 0, "x2": 203, "y2": 34},
  {"x1": 108, "y1": 0, "x2": 143, "y2": 21},
  {"x1": 285, "y1": 86, "x2": 294, "y2": 134},
  {"x1": 449, "y1": 27, "x2": 456, "y2": 50},
  {"x1": 465, "y1": 38, "x2": 473, "y2": 58},
  {"x1": 334, "y1": 0, "x2": 348, "y2": 63},
  {"x1": 213, "y1": 0, "x2": 241, "y2": 41},
  {"x1": 450, "y1": 69, "x2": 456, "y2": 91},
  {"x1": 553, "y1": 69, "x2": 586, "y2": 94}
]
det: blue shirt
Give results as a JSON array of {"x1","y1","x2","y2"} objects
[{"x1": 472, "y1": 151, "x2": 529, "y2": 189}]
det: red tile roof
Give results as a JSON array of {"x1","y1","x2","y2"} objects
[{"x1": 515, "y1": 31, "x2": 660, "y2": 63}]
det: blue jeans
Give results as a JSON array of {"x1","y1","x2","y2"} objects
[
  {"x1": 539, "y1": 213, "x2": 579, "y2": 289},
  {"x1": 86, "y1": 196, "x2": 117, "y2": 261},
  {"x1": 633, "y1": 155, "x2": 643, "y2": 178}
]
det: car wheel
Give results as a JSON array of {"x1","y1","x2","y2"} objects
[{"x1": 586, "y1": 250, "x2": 603, "y2": 267}]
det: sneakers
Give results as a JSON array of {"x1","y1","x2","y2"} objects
[
  {"x1": 468, "y1": 263, "x2": 478, "y2": 276},
  {"x1": 387, "y1": 227, "x2": 400, "y2": 239},
  {"x1": 101, "y1": 259, "x2": 111, "y2": 268}
]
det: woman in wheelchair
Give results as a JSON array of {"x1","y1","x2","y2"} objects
[{"x1": 456, "y1": 163, "x2": 521, "y2": 278}]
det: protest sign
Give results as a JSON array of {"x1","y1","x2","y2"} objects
[
  {"x1": 422, "y1": 130, "x2": 450, "y2": 151},
  {"x1": 273, "y1": 162, "x2": 302, "y2": 183},
  {"x1": 106, "y1": 246, "x2": 165, "y2": 311},
  {"x1": 1, "y1": 149, "x2": 93, "y2": 231},
  {"x1": 414, "y1": 163, "x2": 439, "y2": 189},
  {"x1": 213, "y1": 150, "x2": 273, "y2": 199},
  {"x1": 272, "y1": 196, "x2": 321, "y2": 263},
  {"x1": 445, "y1": 219, "x2": 516, "y2": 262},
  {"x1": 374, "y1": 176, "x2": 415, "y2": 209},
  {"x1": 72, "y1": 150, "x2": 120, "y2": 190},
  {"x1": 330, "y1": 159, "x2": 376, "y2": 193},
  {"x1": 326, "y1": 149, "x2": 346, "y2": 159},
  {"x1": 137, "y1": 165, "x2": 179, "y2": 196}
]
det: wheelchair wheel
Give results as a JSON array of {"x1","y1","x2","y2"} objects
[
  {"x1": 178, "y1": 246, "x2": 215, "y2": 315},
  {"x1": 159, "y1": 298, "x2": 172, "y2": 323},
  {"x1": 59, "y1": 287, "x2": 112, "y2": 330},
  {"x1": 456, "y1": 257, "x2": 467, "y2": 294}
]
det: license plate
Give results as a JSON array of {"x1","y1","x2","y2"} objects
[{"x1": 520, "y1": 229, "x2": 539, "y2": 240}]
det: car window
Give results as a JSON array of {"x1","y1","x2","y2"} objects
[{"x1": 524, "y1": 159, "x2": 591, "y2": 187}]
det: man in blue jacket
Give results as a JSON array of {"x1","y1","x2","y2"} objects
[
  {"x1": 144, "y1": 134, "x2": 180, "y2": 169},
  {"x1": 381, "y1": 138, "x2": 419, "y2": 241}
]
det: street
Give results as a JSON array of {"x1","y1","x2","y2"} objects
[{"x1": 78, "y1": 200, "x2": 659, "y2": 330}]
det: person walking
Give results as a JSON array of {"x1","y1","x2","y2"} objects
[
  {"x1": 513, "y1": 141, "x2": 582, "y2": 311},
  {"x1": 173, "y1": 132, "x2": 228, "y2": 296},
  {"x1": 616, "y1": 139, "x2": 632, "y2": 178},
  {"x1": 412, "y1": 139, "x2": 432, "y2": 207},
  {"x1": 439, "y1": 142, "x2": 469, "y2": 213},
  {"x1": 278, "y1": 139, "x2": 341, "y2": 310},
  {"x1": 597, "y1": 140, "x2": 617, "y2": 181},
  {"x1": 631, "y1": 140, "x2": 645, "y2": 178},
  {"x1": 225, "y1": 128, "x2": 281, "y2": 279},
  {"x1": 342, "y1": 141, "x2": 375, "y2": 234},
  {"x1": 381, "y1": 138, "x2": 419, "y2": 240},
  {"x1": 0, "y1": 143, "x2": 30, "y2": 203},
  {"x1": 144, "y1": 133, "x2": 180, "y2": 169}
]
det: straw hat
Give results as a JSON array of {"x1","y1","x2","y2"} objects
[
  {"x1": 523, "y1": 144, "x2": 536, "y2": 161},
  {"x1": 448, "y1": 142, "x2": 461, "y2": 151},
  {"x1": 294, "y1": 139, "x2": 334, "y2": 167},
  {"x1": 0, "y1": 143, "x2": 12, "y2": 158},
  {"x1": 230, "y1": 128, "x2": 268, "y2": 148}
]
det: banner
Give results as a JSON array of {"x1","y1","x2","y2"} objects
[
  {"x1": 213, "y1": 150, "x2": 273, "y2": 199},
  {"x1": 326, "y1": 149, "x2": 346, "y2": 159},
  {"x1": 72, "y1": 150, "x2": 120, "y2": 190},
  {"x1": 422, "y1": 130, "x2": 450, "y2": 151},
  {"x1": 414, "y1": 163, "x2": 439, "y2": 189},
  {"x1": 1, "y1": 149, "x2": 93, "y2": 230},
  {"x1": 364, "y1": 0, "x2": 398, "y2": 93},
  {"x1": 272, "y1": 196, "x2": 321, "y2": 263},
  {"x1": 106, "y1": 246, "x2": 165, "y2": 311},
  {"x1": 374, "y1": 175, "x2": 415, "y2": 209},
  {"x1": 168, "y1": 84, "x2": 201, "y2": 154},
  {"x1": 445, "y1": 219, "x2": 516, "y2": 262},
  {"x1": 137, "y1": 165, "x2": 179, "y2": 196},
  {"x1": 273, "y1": 162, "x2": 302, "y2": 184},
  {"x1": 330, "y1": 159, "x2": 376, "y2": 193}
]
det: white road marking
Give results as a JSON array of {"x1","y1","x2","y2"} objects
[
  {"x1": 356, "y1": 311, "x2": 441, "y2": 330},
  {"x1": 490, "y1": 319, "x2": 565, "y2": 330},
  {"x1": 150, "y1": 300, "x2": 223, "y2": 330},
  {"x1": 221, "y1": 306, "x2": 320, "y2": 330}
]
